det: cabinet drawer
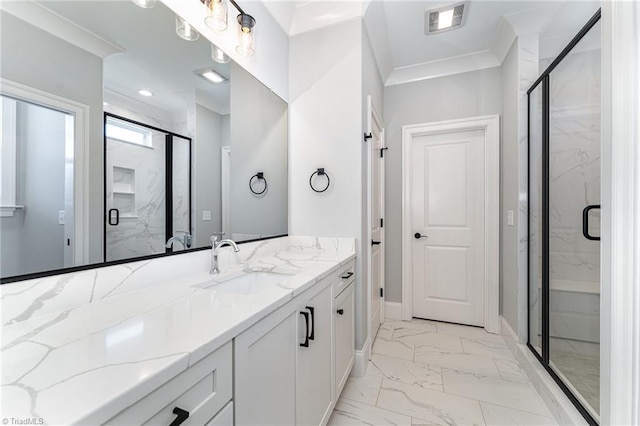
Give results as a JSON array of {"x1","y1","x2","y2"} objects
[
  {"x1": 332, "y1": 261, "x2": 355, "y2": 298},
  {"x1": 107, "y1": 342, "x2": 232, "y2": 425},
  {"x1": 205, "y1": 402, "x2": 233, "y2": 426},
  {"x1": 335, "y1": 282, "x2": 355, "y2": 396}
]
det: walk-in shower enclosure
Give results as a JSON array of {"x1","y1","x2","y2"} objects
[{"x1": 528, "y1": 9, "x2": 601, "y2": 425}]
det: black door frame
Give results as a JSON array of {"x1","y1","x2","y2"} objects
[{"x1": 103, "y1": 112, "x2": 192, "y2": 261}]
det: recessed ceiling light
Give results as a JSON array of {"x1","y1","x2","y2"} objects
[
  {"x1": 103, "y1": 101, "x2": 109, "y2": 107},
  {"x1": 138, "y1": 89, "x2": 153, "y2": 97},
  {"x1": 200, "y1": 70, "x2": 227, "y2": 84},
  {"x1": 426, "y1": 2, "x2": 467, "y2": 35}
]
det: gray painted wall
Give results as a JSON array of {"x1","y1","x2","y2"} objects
[
  {"x1": 1, "y1": 102, "x2": 66, "y2": 276},
  {"x1": 500, "y1": 41, "x2": 519, "y2": 331},
  {"x1": 230, "y1": 62, "x2": 288, "y2": 240},
  {"x1": 194, "y1": 104, "x2": 224, "y2": 246},
  {"x1": 0, "y1": 12, "x2": 104, "y2": 264},
  {"x1": 383, "y1": 67, "x2": 503, "y2": 303}
]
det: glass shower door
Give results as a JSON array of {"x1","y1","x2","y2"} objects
[{"x1": 548, "y1": 20, "x2": 601, "y2": 419}]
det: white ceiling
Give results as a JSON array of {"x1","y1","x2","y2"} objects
[
  {"x1": 262, "y1": 0, "x2": 600, "y2": 84},
  {"x1": 35, "y1": 0, "x2": 231, "y2": 114}
]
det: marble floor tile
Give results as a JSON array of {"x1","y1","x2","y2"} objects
[
  {"x1": 442, "y1": 368, "x2": 550, "y2": 417},
  {"x1": 328, "y1": 399, "x2": 412, "y2": 426},
  {"x1": 414, "y1": 345, "x2": 501, "y2": 378},
  {"x1": 372, "y1": 337, "x2": 414, "y2": 361},
  {"x1": 480, "y1": 402, "x2": 557, "y2": 425},
  {"x1": 341, "y1": 375, "x2": 382, "y2": 406},
  {"x1": 370, "y1": 354, "x2": 443, "y2": 391},
  {"x1": 461, "y1": 337, "x2": 514, "y2": 361},
  {"x1": 436, "y1": 322, "x2": 505, "y2": 343},
  {"x1": 377, "y1": 379, "x2": 486, "y2": 426},
  {"x1": 494, "y1": 359, "x2": 529, "y2": 384},
  {"x1": 396, "y1": 329, "x2": 463, "y2": 349}
]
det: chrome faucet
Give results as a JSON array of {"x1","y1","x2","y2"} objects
[
  {"x1": 210, "y1": 235, "x2": 240, "y2": 274},
  {"x1": 165, "y1": 232, "x2": 192, "y2": 250}
]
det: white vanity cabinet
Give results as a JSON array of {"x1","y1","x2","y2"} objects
[
  {"x1": 334, "y1": 279, "x2": 355, "y2": 396},
  {"x1": 296, "y1": 282, "x2": 334, "y2": 426},
  {"x1": 234, "y1": 259, "x2": 355, "y2": 426},
  {"x1": 106, "y1": 341, "x2": 233, "y2": 426}
]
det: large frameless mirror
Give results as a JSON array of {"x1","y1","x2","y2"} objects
[{"x1": 0, "y1": 0, "x2": 288, "y2": 280}]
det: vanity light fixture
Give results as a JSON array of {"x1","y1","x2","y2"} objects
[
  {"x1": 236, "y1": 12, "x2": 256, "y2": 57},
  {"x1": 176, "y1": 15, "x2": 200, "y2": 41},
  {"x1": 131, "y1": 0, "x2": 157, "y2": 8},
  {"x1": 425, "y1": 2, "x2": 467, "y2": 35},
  {"x1": 205, "y1": 0, "x2": 228, "y2": 31},
  {"x1": 202, "y1": 0, "x2": 257, "y2": 57},
  {"x1": 200, "y1": 69, "x2": 227, "y2": 84},
  {"x1": 211, "y1": 44, "x2": 231, "y2": 64},
  {"x1": 138, "y1": 89, "x2": 154, "y2": 97}
]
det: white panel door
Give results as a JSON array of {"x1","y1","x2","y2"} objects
[
  {"x1": 370, "y1": 103, "x2": 384, "y2": 342},
  {"x1": 411, "y1": 129, "x2": 485, "y2": 326}
]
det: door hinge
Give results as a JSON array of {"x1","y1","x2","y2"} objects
[
  {"x1": 364, "y1": 133, "x2": 372, "y2": 142},
  {"x1": 380, "y1": 218, "x2": 384, "y2": 228},
  {"x1": 67, "y1": 239, "x2": 70, "y2": 246},
  {"x1": 379, "y1": 288, "x2": 384, "y2": 298},
  {"x1": 380, "y1": 147, "x2": 388, "y2": 158}
]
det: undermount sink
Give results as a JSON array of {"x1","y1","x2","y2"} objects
[{"x1": 192, "y1": 271, "x2": 293, "y2": 295}]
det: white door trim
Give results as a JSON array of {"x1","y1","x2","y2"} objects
[
  {"x1": 600, "y1": 2, "x2": 640, "y2": 424},
  {"x1": 221, "y1": 146, "x2": 231, "y2": 238},
  {"x1": 0, "y1": 78, "x2": 90, "y2": 266},
  {"x1": 401, "y1": 114, "x2": 500, "y2": 334}
]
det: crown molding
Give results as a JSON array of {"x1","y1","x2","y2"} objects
[
  {"x1": 385, "y1": 50, "x2": 499, "y2": 86},
  {"x1": 0, "y1": 0, "x2": 123, "y2": 59}
]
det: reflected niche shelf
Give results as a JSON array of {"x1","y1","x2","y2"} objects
[{"x1": 112, "y1": 166, "x2": 137, "y2": 219}]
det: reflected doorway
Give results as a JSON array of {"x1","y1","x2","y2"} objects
[{"x1": 0, "y1": 95, "x2": 75, "y2": 277}]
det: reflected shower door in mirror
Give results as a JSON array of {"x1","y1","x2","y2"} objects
[
  {"x1": 104, "y1": 115, "x2": 191, "y2": 262},
  {"x1": 0, "y1": 0, "x2": 288, "y2": 282}
]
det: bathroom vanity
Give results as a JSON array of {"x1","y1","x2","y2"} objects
[{"x1": 1, "y1": 237, "x2": 355, "y2": 425}]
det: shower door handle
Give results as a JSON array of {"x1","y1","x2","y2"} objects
[
  {"x1": 108, "y1": 208, "x2": 119, "y2": 226},
  {"x1": 582, "y1": 205, "x2": 600, "y2": 241}
]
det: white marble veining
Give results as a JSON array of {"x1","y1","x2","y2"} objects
[
  {"x1": 1, "y1": 236, "x2": 355, "y2": 425},
  {"x1": 330, "y1": 319, "x2": 557, "y2": 426}
]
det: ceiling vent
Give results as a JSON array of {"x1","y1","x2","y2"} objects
[{"x1": 425, "y1": 2, "x2": 467, "y2": 35}]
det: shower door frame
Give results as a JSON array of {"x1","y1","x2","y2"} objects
[
  {"x1": 103, "y1": 112, "x2": 193, "y2": 262},
  {"x1": 526, "y1": 9, "x2": 601, "y2": 426}
]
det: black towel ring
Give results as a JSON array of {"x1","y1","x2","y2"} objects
[
  {"x1": 309, "y1": 168, "x2": 330, "y2": 193},
  {"x1": 249, "y1": 172, "x2": 267, "y2": 195}
]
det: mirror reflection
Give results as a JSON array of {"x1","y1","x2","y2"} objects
[{"x1": 0, "y1": 0, "x2": 288, "y2": 279}]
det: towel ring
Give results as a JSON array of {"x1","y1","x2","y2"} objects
[
  {"x1": 309, "y1": 168, "x2": 330, "y2": 193},
  {"x1": 249, "y1": 172, "x2": 268, "y2": 195}
]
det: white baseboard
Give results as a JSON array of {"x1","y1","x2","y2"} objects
[
  {"x1": 352, "y1": 337, "x2": 371, "y2": 377},
  {"x1": 384, "y1": 302, "x2": 402, "y2": 320},
  {"x1": 499, "y1": 317, "x2": 589, "y2": 425}
]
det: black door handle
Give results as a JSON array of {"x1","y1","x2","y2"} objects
[
  {"x1": 108, "y1": 208, "x2": 119, "y2": 226},
  {"x1": 337, "y1": 309, "x2": 344, "y2": 315},
  {"x1": 341, "y1": 272, "x2": 354, "y2": 279},
  {"x1": 300, "y1": 311, "x2": 310, "y2": 347},
  {"x1": 306, "y1": 306, "x2": 315, "y2": 341},
  {"x1": 371, "y1": 240, "x2": 381, "y2": 246},
  {"x1": 582, "y1": 205, "x2": 601, "y2": 241},
  {"x1": 169, "y1": 407, "x2": 189, "y2": 426},
  {"x1": 414, "y1": 233, "x2": 428, "y2": 239}
]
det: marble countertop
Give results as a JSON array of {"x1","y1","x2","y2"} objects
[{"x1": 1, "y1": 237, "x2": 355, "y2": 425}]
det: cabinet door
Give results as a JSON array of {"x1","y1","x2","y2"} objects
[
  {"x1": 235, "y1": 304, "x2": 298, "y2": 426},
  {"x1": 335, "y1": 284, "x2": 355, "y2": 397},
  {"x1": 297, "y1": 283, "x2": 333, "y2": 426}
]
